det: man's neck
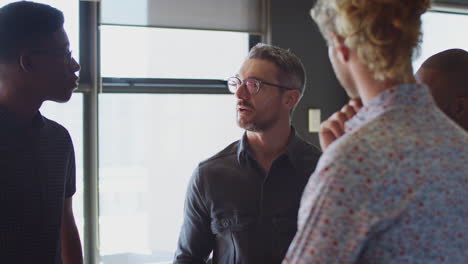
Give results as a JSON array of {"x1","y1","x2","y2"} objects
[
  {"x1": 0, "y1": 87, "x2": 41, "y2": 120},
  {"x1": 351, "y1": 59, "x2": 416, "y2": 104},
  {"x1": 357, "y1": 78, "x2": 396, "y2": 104},
  {"x1": 246, "y1": 123, "x2": 292, "y2": 173}
]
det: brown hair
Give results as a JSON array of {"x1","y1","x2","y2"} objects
[{"x1": 248, "y1": 43, "x2": 306, "y2": 94}]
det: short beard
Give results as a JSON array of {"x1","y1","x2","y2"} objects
[
  {"x1": 237, "y1": 116, "x2": 275, "y2": 132},
  {"x1": 239, "y1": 121, "x2": 261, "y2": 132}
]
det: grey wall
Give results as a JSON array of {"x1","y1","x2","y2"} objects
[{"x1": 270, "y1": 0, "x2": 348, "y2": 147}]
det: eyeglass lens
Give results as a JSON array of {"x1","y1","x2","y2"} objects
[{"x1": 228, "y1": 78, "x2": 259, "y2": 94}]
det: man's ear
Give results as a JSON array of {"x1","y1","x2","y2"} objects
[
  {"x1": 284, "y1": 89, "x2": 301, "y2": 110},
  {"x1": 19, "y1": 53, "x2": 32, "y2": 72},
  {"x1": 329, "y1": 33, "x2": 350, "y2": 63}
]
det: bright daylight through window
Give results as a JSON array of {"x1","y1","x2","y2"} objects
[
  {"x1": 413, "y1": 11, "x2": 468, "y2": 70},
  {"x1": 99, "y1": 26, "x2": 247, "y2": 263}
]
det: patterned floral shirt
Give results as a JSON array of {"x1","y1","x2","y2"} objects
[{"x1": 283, "y1": 84, "x2": 468, "y2": 264}]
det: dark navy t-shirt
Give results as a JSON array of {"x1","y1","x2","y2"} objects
[{"x1": 0, "y1": 105, "x2": 76, "y2": 264}]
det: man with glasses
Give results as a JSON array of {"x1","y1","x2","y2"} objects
[
  {"x1": 175, "y1": 43, "x2": 321, "y2": 264},
  {"x1": 0, "y1": 2, "x2": 82, "y2": 263}
]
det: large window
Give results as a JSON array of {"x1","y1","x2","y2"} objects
[
  {"x1": 99, "y1": 26, "x2": 249, "y2": 263},
  {"x1": 98, "y1": 94, "x2": 243, "y2": 263},
  {"x1": 101, "y1": 26, "x2": 249, "y2": 79}
]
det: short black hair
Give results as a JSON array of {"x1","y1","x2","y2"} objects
[
  {"x1": 421, "y1": 49, "x2": 468, "y2": 73},
  {"x1": 0, "y1": 1, "x2": 64, "y2": 62},
  {"x1": 420, "y1": 49, "x2": 468, "y2": 97}
]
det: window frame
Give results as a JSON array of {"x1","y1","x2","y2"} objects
[{"x1": 100, "y1": 33, "x2": 262, "y2": 95}]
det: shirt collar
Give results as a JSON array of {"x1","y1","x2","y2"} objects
[
  {"x1": 345, "y1": 83, "x2": 434, "y2": 132},
  {"x1": 236, "y1": 126, "x2": 305, "y2": 167},
  {"x1": 236, "y1": 132, "x2": 249, "y2": 163},
  {"x1": 0, "y1": 104, "x2": 45, "y2": 130}
]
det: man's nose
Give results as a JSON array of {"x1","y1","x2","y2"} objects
[
  {"x1": 235, "y1": 82, "x2": 249, "y2": 100},
  {"x1": 70, "y1": 57, "x2": 81, "y2": 73}
]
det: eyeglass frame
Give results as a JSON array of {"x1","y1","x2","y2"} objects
[{"x1": 227, "y1": 76, "x2": 294, "y2": 95}]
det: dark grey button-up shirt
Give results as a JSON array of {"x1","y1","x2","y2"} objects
[{"x1": 175, "y1": 129, "x2": 321, "y2": 264}]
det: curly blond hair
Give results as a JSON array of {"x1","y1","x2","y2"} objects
[{"x1": 311, "y1": 0, "x2": 430, "y2": 82}]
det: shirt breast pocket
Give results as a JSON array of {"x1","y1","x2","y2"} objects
[
  {"x1": 211, "y1": 214, "x2": 256, "y2": 234},
  {"x1": 210, "y1": 213, "x2": 256, "y2": 264}
]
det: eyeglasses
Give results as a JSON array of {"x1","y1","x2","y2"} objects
[
  {"x1": 30, "y1": 49, "x2": 74, "y2": 65},
  {"x1": 227, "y1": 76, "x2": 293, "y2": 95}
]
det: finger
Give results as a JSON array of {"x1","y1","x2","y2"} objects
[
  {"x1": 349, "y1": 98, "x2": 363, "y2": 112},
  {"x1": 341, "y1": 104, "x2": 356, "y2": 120},
  {"x1": 319, "y1": 127, "x2": 336, "y2": 151},
  {"x1": 332, "y1": 111, "x2": 348, "y2": 130},
  {"x1": 321, "y1": 119, "x2": 344, "y2": 138},
  {"x1": 319, "y1": 118, "x2": 346, "y2": 151},
  {"x1": 329, "y1": 120, "x2": 345, "y2": 137}
]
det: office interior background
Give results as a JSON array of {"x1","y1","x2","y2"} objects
[{"x1": 2, "y1": 0, "x2": 467, "y2": 263}]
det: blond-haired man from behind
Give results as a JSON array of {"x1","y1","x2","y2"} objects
[
  {"x1": 283, "y1": 0, "x2": 467, "y2": 263},
  {"x1": 319, "y1": 49, "x2": 468, "y2": 152}
]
